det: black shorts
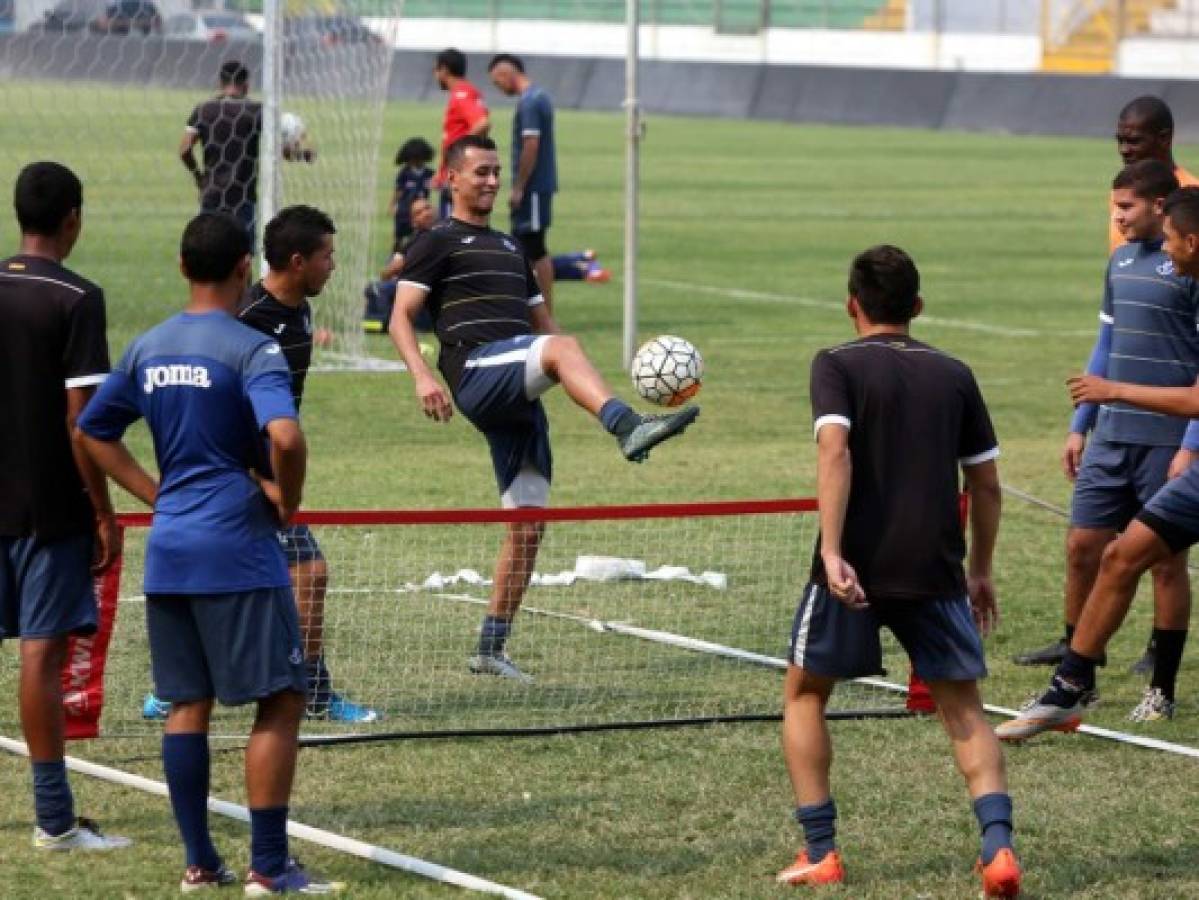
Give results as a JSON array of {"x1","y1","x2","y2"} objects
[{"x1": 516, "y1": 230, "x2": 548, "y2": 263}]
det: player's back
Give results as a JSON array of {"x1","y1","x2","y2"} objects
[
  {"x1": 189, "y1": 96, "x2": 262, "y2": 203},
  {"x1": 810, "y1": 335, "x2": 996, "y2": 600}
]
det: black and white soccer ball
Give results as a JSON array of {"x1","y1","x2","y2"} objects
[
  {"x1": 630, "y1": 335, "x2": 703, "y2": 407},
  {"x1": 280, "y1": 112, "x2": 306, "y2": 153}
]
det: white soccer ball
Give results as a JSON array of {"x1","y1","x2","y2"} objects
[
  {"x1": 630, "y1": 335, "x2": 703, "y2": 407},
  {"x1": 280, "y1": 112, "x2": 306, "y2": 152}
]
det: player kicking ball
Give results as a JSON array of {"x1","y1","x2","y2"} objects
[
  {"x1": 78, "y1": 213, "x2": 342, "y2": 893},
  {"x1": 1000, "y1": 187, "x2": 1199, "y2": 742},
  {"x1": 389, "y1": 134, "x2": 698, "y2": 683}
]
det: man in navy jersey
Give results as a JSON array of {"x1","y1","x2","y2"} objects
[
  {"x1": 389, "y1": 135, "x2": 698, "y2": 683},
  {"x1": 778, "y1": 246, "x2": 1017, "y2": 897},
  {"x1": 142, "y1": 205, "x2": 378, "y2": 725},
  {"x1": 1002, "y1": 187, "x2": 1199, "y2": 741},
  {"x1": 0, "y1": 161, "x2": 129, "y2": 852},
  {"x1": 78, "y1": 213, "x2": 342, "y2": 894}
]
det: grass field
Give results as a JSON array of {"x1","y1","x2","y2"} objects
[{"x1": 2, "y1": 85, "x2": 1199, "y2": 898}]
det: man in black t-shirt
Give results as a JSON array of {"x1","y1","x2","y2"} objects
[
  {"x1": 389, "y1": 135, "x2": 698, "y2": 683},
  {"x1": 0, "y1": 162, "x2": 128, "y2": 851},
  {"x1": 140, "y1": 205, "x2": 379, "y2": 726},
  {"x1": 179, "y1": 60, "x2": 262, "y2": 244},
  {"x1": 777, "y1": 246, "x2": 1020, "y2": 898}
]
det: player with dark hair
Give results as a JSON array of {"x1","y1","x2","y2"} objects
[
  {"x1": 142, "y1": 205, "x2": 378, "y2": 725},
  {"x1": 1012, "y1": 161, "x2": 1199, "y2": 722},
  {"x1": 433, "y1": 47, "x2": 489, "y2": 218},
  {"x1": 489, "y1": 52, "x2": 559, "y2": 312},
  {"x1": 1002, "y1": 187, "x2": 1199, "y2": 740},
  {"x1": 0, "y1": 161, "x2": 128, "y2": 852},
  {"x1": 77, "y1": 211, "x2": 342, "y2": 893},
  {"x1": 779, "y1": 245, "x2": 1018, "y2": 896},
  {"x1": 389, "y1": 134, "x2": 698, "y2": 682},
  {"x1": 390, "y1": 136, "x2": 435, "y2": 251}
]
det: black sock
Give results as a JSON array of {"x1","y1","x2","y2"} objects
[
  {"x1": 1150, "y1": 628, "x2": 1188, "y2": 701},
  {"x1": 1044, "y1": 650, "x2": 1098, "y2": 706},
  {"x1": 1065, "y1": 623, "x2": 1075, "y2": 643}
]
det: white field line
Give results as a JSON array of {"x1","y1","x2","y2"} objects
[
  {"x1": 643, "y1": 277, "x2": 1096, "y2": 339},
  {"x1": 0, "y1": 736, "x2": 542, "y2": 900}
]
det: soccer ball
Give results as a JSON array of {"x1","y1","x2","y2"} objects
[
  {"x1": 630, "y1": 335, "x2": 703, "y2": 407},
  {"x1": 280, "y1": 112, "x2": 306, "y2": 152}
]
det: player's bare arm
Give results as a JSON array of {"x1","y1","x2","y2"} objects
[
  {"x1": 1069, "y1": 372, "x2": 1199, "y2": 417},
  {"x1": 178, "y1": 130, "x2": 202, "y2": 189},
  {"x1": 528, "y1": 301, "x2": 560, "y2": 336},
  {"x1": 962, "y1": 458, "x2": 1001, "y2": 635},
  {"x1": 469, "y1": 115, "x2": 491, "y2": 138},
  {"x1": 1062, "y1": 431, "x2": 1086, "y2": 481},
  {"x1": 76, "y1": 431, "x2": 158, "y2": 509},
  {"x1": 815, "y1": 423, "x2": 865, "y2": 608},
  {"x1": 510, "y1": 134, "x2": 539, "y2": 209},
  {"x1": 265, "y1": 417, "x2": 306, "y2": 525},
  {"x1": 388, "y1": 283, "x2": 452, "y2": 422},
  {"x1": 67, "y1": 385, "x2": 122, "y2": 573}
]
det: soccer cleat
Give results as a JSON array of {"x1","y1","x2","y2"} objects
[
  {"x1": 775, "y1": 849, "x2": 845, "y2": 886},
  {"x1": 142, "y1": 692, "x2": 171, "y2": 720},
  {"x1": 995, "y1": 688, "x2": 1095, "y2": 742},
  {"x1": 1011, "y1": 637, "x2": 1068, "y2": 667},
  {"x1": 244, "y1": 858, "x2": 345, "y2": 895},
  {"x1": 585, "y1": 264, "x2": 611, "y2": 283},
  {"x1": 321, "y1": 693, "x2": 381, "y2": 724},
  {"x1": 468, "y1": 653, "x2": 534, "y2": 684},
  {"x1": 619, "y1": 406, "x2": 700, "y2": 463},
  {"x1": 1129, "y1": 686, "x2": 1175, "y2": 722},
  {"x1": 182, "y1": 863, "x2": 238, "y2": 892},
  {"x1": 34, "y1": 817, "x2": 132, "y2": 851},
  {"x1": 976, "y1": 847, "x2": 1022, "y2": 898},
  {"x1": 1130, "y1": 645, "x2": 1157, "y2": 676}
]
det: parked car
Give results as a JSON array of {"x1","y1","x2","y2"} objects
[
  {"x1": 283, "y1": 14, "x2": 382, "y2": 50},
  {"x1": 33, "y1": 0, "x2": 105, "y2": 32},
  {"x1": 90, "y1": 0, "x2": 161, "y2": 35},
  {"x1": 165, "y1": 11, "x2": 258, "y2": 44}
]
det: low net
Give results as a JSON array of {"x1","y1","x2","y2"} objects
[{"x1": 0, "y1": 499, "x2": 911, "y2": 745}]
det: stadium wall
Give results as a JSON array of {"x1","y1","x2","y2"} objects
[{"x1": 2, "y1": 34, "x2": 1199, "y2": 140}]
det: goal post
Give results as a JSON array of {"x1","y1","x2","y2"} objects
[{"x1": 0, "y1": 498, "x2": 917, "y2": 747}]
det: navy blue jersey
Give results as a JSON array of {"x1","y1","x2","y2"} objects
[
  {"x1": 394, "y1": 165, "x2": 433, "y2": 230},
  {"x1": 512, "y1": 85, "x2": 557, "y2": 195},
  {"x1": 78, "y1": 311, "x2": 296, "y2": 594},
  {"x1": 1096, "y1": 239, "x2": 1199, "y2": 447}
]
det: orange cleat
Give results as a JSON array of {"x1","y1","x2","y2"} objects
[
  {"x1": 977, "y1": 847, "x2": 1021, "y2": 898},
  {"x1": 775, "y1": 849, "x2": 845, "y2": 886}
]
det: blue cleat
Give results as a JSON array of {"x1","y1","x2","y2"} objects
[
  {"x1": 309, "y1": 692, "x2": 380, "y2": 724},
  {"x1": 141, "y1": 692, "x2": 170, "y2": 720},
  {"x1": 244, "y1": 858, "x2": 345, "y2": 895}
]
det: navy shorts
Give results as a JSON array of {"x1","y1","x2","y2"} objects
[
  {"x1": 512, "y1": 190, "x2": 552, "y2": 239},
  {"x1": 0, "y1": 533, "x2": 96, "y2": 640},
  {"x1": 279, "y1": 524, "x2": 324, "y2": 565},
  {"x1": 146, "y1": 587, "x2": 306, "y2": 706},
  {"x1": 1071, "y1": 438, "x2": 1175, "y2": 530},
  {"x1": 1138, "y1": 461, "x2": 1199, "y2": 554},
  {"x1": 455, "y1": 335, "x2": 554, "y2": 497},
  {"x1": 788, "y1": 583, "x2": 987, "y2": 682}
]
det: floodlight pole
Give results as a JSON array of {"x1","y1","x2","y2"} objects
[
  {"x1": 259, "y1": 0, "x2": 282, "y2": 274},
  {"x1": 622, "y1": 0, "x2": 642, "y2": 369}
]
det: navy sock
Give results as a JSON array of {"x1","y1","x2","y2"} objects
[
  {"x1": 1064, "y1": 623, "x2": 1075, "y2": 643},
  {"x1": 31, "y1": 760, "x2": 75, "y2": 837},
  {"x1": 478, "y1": 616, "x2": 511, "y2": 657},
  {"x1": 599, "y1": 398, "x2": 640, "y2": 438},
  {"x1": 1150, "y1": 628, "x2": 1188, "y2": 701},
  {"x1": 1044, "y1": 649, "x2": 1098, "y2": 706},
  {"x1": 305, "y1": 655, "x2": 332, "y2": 707},
  {"x1": 249, "y1": 806, "x2": 289, "y2": 878},
  {"x1": 973, "y1": 792, "x2": 1014, "y2": 865},
  {"x1": 162, "y1": 733, "x2": 221, "y2": 871},
  {"x1": 794, "y1": 799, "x2": 837, "y2": 864}
]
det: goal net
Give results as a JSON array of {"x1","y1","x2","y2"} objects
[
  {"x1": 0, "y1": 0, "x2": 400, "y2": 365},
  {"x1": 0, "y1": 500, "x2": 911, "y2": 744}
]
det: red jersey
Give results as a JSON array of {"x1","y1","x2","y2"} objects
[{"x1": 437, "y1": 80, "x2": 488, "y2": 183}]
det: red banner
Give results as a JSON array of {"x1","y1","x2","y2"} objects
[{"x1": 61, "y1": 548, "x2": 123, "y2": 740}]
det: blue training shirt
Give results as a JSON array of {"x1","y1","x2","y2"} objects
[
  {"x1": 512, "y1": 84, "x2": 557, "y2": 195},
  {"x1": 1092, "y1": 238, "x2": 1199, "y2": 447},
  {"x1": 78, "y1": 311, "x2": 297, "y2": 594}
]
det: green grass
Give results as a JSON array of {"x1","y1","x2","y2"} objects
[{"x1": 2, "y1": 90, "x2": 1199, "y2": 897}]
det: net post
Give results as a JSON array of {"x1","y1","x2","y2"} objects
[
  {"x1": 258, "y1": 0, "x2": 282, "y2": 275},
  {"x1": 622, "y1": 0, "x2": 641, "y2": 369}
]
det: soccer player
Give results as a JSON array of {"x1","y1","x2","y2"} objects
[
  {"x1": 1000, "y1": 187, "x2": 1199, "y2": 740},
  {"x1": 179, "y1": 60, "x2": 262, "y2": 243},
  {"x1": 77, "y1": 212, "x2": 341, "y2": 893},
  {"x1": 0, "y1": 161, "x2": 129, "y2": 852},
  {"x1": 488, "y1": 53, "x2": 559, "y2": 312},
  {"x1": 390, "y1": 136, "x2": 435, "y2": 252},
  {"x1": 143, "y1": 205, "x2": 379, "y2": 724},
  {"x1": 433, "y1": 48, "x2": 490, "y2": 219},
  {"x1": 1012, "y1": 161, "x2": 1199, "y2": 722},
  {"x1": 779, "y1": 246, "x2": 1018, "y2": 897},
  {"x1": 389, "y1": 135, "x2": 699, "y2": 682}
]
